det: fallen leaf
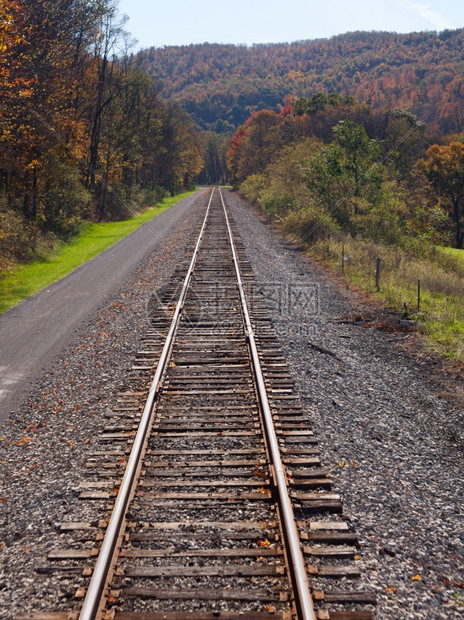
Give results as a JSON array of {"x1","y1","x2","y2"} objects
[
  {"x1": 257, "y1": 539, "x2": 270, "y2": 547},
  {"x1": 338, "y1": 461, "x2": 345, "y2": 467},
  {"x1": 385, "y1": 586, "x2": 396, "y2": 593},
  {"x1": 412, "y1": 574, "x2": 421, "y2": 581}
]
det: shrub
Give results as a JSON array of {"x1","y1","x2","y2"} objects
[
  {"x1": 43, "y1": 158, "x2": 91, "y2": 237},
  {"x1": 0, "y1": 197, "x2": 36, "y2": 267},
  {"x1": 238, "y1": 174, "x2": 267, "y2": 205},
  {"x1": 282, "y1": 204, "x2": 340, "y2": 242}
]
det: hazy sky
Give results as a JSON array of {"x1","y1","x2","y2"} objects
[{"x1": 117, "y1": 0, "x2": 464, "y2": 49}]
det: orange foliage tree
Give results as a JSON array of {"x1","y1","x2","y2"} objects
[{"x1": 420, "y1": 142, "x2": 464, "y2": 248}]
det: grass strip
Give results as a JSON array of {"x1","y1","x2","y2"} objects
[
  {"x1": 440, "y1": 246, "x2": 464, "y2": 261},
  {"x1": 307, "y1": 237, "x2": 464, "y2": 361},
  {"x1": 0, "y1": 191, "x2": 194, "y2": 314}
]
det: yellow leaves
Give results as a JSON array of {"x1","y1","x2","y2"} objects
[
  {"x1": 354, "y1": 554, "x2": 361, "y2": 560},
  {"x1": 0, "y1": 437, "x2": 3, "y2": 442},
  {"x1": 171, "y1": 362, "x2": 176, "y2": 367},
  {"x1": 411, "y1": 574, "x2": 421, "y2": 581},
  {"x1": 265, "y1": 605, "x2": 276, "y2": 613},
  {"x1": 257, "y1": 538, "x2": 270, "y2": 547},
  {"x1": 338, "y1": 460, "x2": 358, "y2": 468}
]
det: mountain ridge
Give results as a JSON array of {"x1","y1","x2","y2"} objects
[{"x1": 134, "y1": 29, "x2": 464, "y2": 134}]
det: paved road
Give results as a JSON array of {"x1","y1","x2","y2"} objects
[{"x1": 0, "y1": 190, "x2": 203, "y2": 420}]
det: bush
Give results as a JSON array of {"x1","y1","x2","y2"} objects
[
  {"x1": 0, "y1": 201, "x2": 36, "y2": 270},
  {"x1": 238, "y1": 174, "x2": 267, "y2": 205},
  {"x1": 140, "y1": 186, "x2": 168, "y2": 207},
  {"x1": 261, "y1": 192, "x2": 297, "y2": 216},
  {"x1": 43, "y1": 158, "x2": 91, "y2": 237},
  {"x1": 282, "y1": 204, "x2": 340, "y2": 242}
]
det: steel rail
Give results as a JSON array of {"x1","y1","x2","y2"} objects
[
  {"x1": 79, "y1": 188, "x2": 215, "y2": 620},
  {"x1": 219, "y1": 188, "x2": 317, "y2": 620}
]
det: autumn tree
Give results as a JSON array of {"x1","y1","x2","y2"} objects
[
  {"x1": 381, "y1": 109, "x2": 427, "y2": 179},
  {"x1": 303, "y1": 121, "x2": 383, "y2": 228},
  {"x1": 0, "y1": 0, "x2": 205, "y2": 265},
  {"x1": 227, "y1": 110, "x2": 280, "y2": 185},
  {"x1": 420, "y1": 142, "x2": 464, "y2": 248}
]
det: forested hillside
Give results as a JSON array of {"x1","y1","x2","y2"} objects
[
  {"x1": 228, "y1": 92, "x2": 464, "y2": 357},
  {"x1": 0, "y1": 0, "x2": 202, "y2": 270},
  {"x1": 136, "y1": 30, "x2": 464, "y2": 135}
]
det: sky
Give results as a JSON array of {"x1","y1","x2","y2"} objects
[{"x1": 117, "y1": 0, "x2": 464, "y2": 50}]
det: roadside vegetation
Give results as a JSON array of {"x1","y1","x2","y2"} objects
[
  {"x1": 0, "y1": 0, "x2": 202, "y2": 276},
  {"x1": 0, "y1": 191, "x2": 194, "y2": 314},
  {"x1": 230, "y1": 94, "x2": 464, "y2": 360}
]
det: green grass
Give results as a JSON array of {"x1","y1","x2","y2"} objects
[
  {"x1": 0, "y1": 191, "x2": 195, "y2": 314},
  {"x1": 440, "y1": 246, "x2": 464, "y2": 261},
  {"x1": 307, "y1": 237, "x2": 464, "y2": 361}
]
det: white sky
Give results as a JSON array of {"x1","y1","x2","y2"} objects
[{"x1": 117, "y1": 0, "x2": 464, "y2": 49}]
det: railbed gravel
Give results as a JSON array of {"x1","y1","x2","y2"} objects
[
  {"x1": 1, "y1": 188, "x2": 462, "y2": 618},
  {"x1": 226, "y1": 189, "x2": 463, "y2": 619},
  {"x1": 0, "y1": 194, "x2": 206, "y2": 617}
]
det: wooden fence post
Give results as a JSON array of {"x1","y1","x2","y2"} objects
[{"x1": 375, "y1": 258, "x2": 381, "y2": 291}]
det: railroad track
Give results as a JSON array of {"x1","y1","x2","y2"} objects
[{"x1": 18, "y1": 188, "x2": 375, "y2": 620}]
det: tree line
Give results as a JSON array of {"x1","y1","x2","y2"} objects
[
  {"x1": 0, "y1": 0, "x2": 202, "y2": 269},
  {"x1": 229, "y1": 94, "x2": 464, "y2": 249}
]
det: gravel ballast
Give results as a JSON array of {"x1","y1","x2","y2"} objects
[
  {"x1": 226, "y1": 189, "x2": 463, "y2": 619},
  {"x1": 0, "y1": 193, "x2": 206, "y2": 617},
  {"x1": 0, "y1": 188, "x2": 462, "y2": 618}
]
